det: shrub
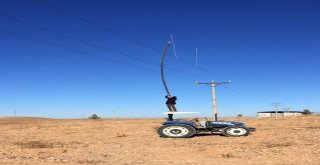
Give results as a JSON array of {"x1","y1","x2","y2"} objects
[
  {"x1": 302, "y1": 109, "x2": 312, "y2": 115},
  {"x1": 89, "y1": 114, "x2": 101, "y2": 120}
]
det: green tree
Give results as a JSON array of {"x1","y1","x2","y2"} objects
[
  {"x1": 302, "y1": 109, "x2": 312, "y2": 115},
  {"x1": 237, "y1": 114, "x2": 243, "y2": 117},
  {"x1": 89, "y1": 113, "x2": 101, "y2": 119}
]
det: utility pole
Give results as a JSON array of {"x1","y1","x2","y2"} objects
[
  {"x1": 196, "y1": 80, "x2": 231, "y2": 121},
  {"x1": 271, "y1": 103, "x2": 281, "y2": 118},
  {"x1": 283, "y1": 108, "x2": 290, "y2": 117},
  {"x1": 283, "y1": 108, "x2": 290, "y2": 112},
  {"x1": 112, "y1": 111, "x2": 116, "y2": 120}
]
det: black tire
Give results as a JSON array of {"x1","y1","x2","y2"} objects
[
  {"x1": 157, "y1": 124, "x2": 196, "y2": 138},
  {"x1": 222, "y1": 126, "x2": 250, "y2": 137}
]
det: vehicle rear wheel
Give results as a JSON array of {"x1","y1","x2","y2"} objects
[
  {"x1": 222, "y1": 126, "x2": 250, "y2": 137},
  {"x1": 157, "y1": 124, "x2": 196, "y2": 138}
]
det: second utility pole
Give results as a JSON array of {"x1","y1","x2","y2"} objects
[{"x1": 196, "y1": 80, "x2": 231, "y2": 121}]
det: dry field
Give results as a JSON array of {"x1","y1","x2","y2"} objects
[{"x1": 0, "y1": 116, "x2": 319, "y2": 165}]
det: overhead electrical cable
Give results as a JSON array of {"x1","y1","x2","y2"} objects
[
  {"x1": 0, "y1": 28, "x2": 196, "y2": 82},
  {"x1": 33, "y1": 1, "x2": 261, "y2": 99},
  {"x1": 36, "y1": 0, "x2": 161, "y2": 52},
  {"x1": 0, "y1": 28, "x2": 154, "y2": 72},
  {"x1": 36, "y1": 0, "x2": 226, "y2": 76},
  {"x1": 0, "y1": 13, "x2": 207, "y2": 80}
]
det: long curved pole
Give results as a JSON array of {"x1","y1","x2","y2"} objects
[{"x1": 160, "y1": 41, "x2": 172, "y2": 95}]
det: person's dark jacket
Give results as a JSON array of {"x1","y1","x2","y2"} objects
[{"x1": 165, "y1": 95, "x2": 177, "y2": 104}]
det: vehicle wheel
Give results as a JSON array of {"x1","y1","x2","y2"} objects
[
  {"x1": 222, "y1": 126, "x2": 250, "y2": 137},
  {"x1": 157, "y1": 124, "x2": 196, "y2": 138}
]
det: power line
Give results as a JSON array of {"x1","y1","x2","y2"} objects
[
  {"x1": 14, "y1": 1, "x2": 261, "y2": 100},
  {"x1": 0, "y1": 28, "x2": 153, "y2": 71},
  {"x1": 0, "y1": 14, "x2": 207, "y2": 80},
  {"x1": 0, "y1": 13, "x2": 160, "y2": 64},
  {"x1": 222, "y1": 85, "x2": 261, "y2": 101},
  {"x1": 0, "y1": 28, "x2": 198, "y2": 82},
  {"x1": 35, "y1": 1, "x2": 228, "y2": 79},
  {"x1": 36, "y1": 0, "x2": 161, "y2": 53}
]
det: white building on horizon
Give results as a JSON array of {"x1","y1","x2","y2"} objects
[{"x1": 257, "y1": 111, "x2": 303, "y2": 118}]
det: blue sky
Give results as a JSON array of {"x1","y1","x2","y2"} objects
[{"x1": 1, "y1": 0, "x2": 319, "y2": 118}]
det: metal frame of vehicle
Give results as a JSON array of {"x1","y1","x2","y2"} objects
[{"x1": 157, "y1": 119, "x2": 256, "y2": 138}]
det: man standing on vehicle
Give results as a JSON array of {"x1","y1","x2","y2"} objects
[
  {"x1": 165, "y1": 95, "x2": 177, "y2": 112},
  {"x1": 165, "y1": 94, "x2": 177, "y2": 121}
]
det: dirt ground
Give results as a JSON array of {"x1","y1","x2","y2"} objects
[{"x1": 0, "y1": 116, "x2": 319, "y2": 165}]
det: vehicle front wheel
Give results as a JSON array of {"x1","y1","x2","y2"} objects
[
  {"x1": 157, "y1": 124, "x2": 196, "y2": 138},
  {"x1": 222, "y1": 126, "x2": 250, "y2": 137}
]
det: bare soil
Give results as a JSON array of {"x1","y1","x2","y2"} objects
[{"x1": 0, "y1": 116, "x2": 319, "y2": 165}]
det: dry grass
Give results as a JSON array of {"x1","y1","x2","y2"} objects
[
  {"x1": 0, "y1": 116, "x2": 319, "y2": 164},
  {"x1": 14, "y1": 141, "x2": 55, "y2": 149}
]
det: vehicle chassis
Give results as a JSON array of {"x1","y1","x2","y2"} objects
[{"x1": 157, "y1": 118, "x2": 256, "y2": 138}]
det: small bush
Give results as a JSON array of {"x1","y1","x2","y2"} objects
[
  {"x1": 237, "y1": 114, "x2": 243, "y2": 117},
  {"x1": 222, "y1": 153, "x2": 234, "y2": 158},
  {"x1": 89, "y1": 114, "x2": 101, "y2": 120},
  {"x1": 116, "y1": 133, "x2": 127, "y2": 137},
  {"x1": 14, "y1": 141, "x2": 58, "y2": 149},
  {"x1": 302, "y1": 109, "x2": 312, "y2": 115}
]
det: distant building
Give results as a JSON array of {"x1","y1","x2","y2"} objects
[
  {"x1": 257, "y1": 111, "x2": 303, "y2": 118},
  {"x1": 313, "y1": 112, "x2": 320, "y2": 115}
]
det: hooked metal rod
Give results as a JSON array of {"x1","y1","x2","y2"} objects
[{"x1": 160, "y1": 41, "x2": 172, "y2": 95}]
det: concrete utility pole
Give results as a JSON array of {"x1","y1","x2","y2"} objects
[
  {"x1": 283, "y1": 108, "x2": 290, "y2": 112},
  {"x1": 112, "y1": 111, "x2": 116, "y2": 120},
  {"x1": 282, "y1": 108, "x2": 290, "y2": 117},
  {"x1": 271, "y1": 103, "x2": 281, "y2": 118},
  {"x1": 196, "y1": 80, "x2": 231, "y2": 121}
]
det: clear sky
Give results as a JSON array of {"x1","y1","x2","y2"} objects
[{"x1": 1, "y1": 0, "x2": 319, "y2": 118}]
